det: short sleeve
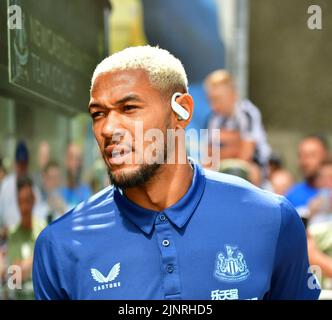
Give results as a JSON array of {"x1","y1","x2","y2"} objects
[
  {"x1": 32, "y1": 227, "x2": 68, "y2": 300},
  {"x1": 238, "y1": 110, "x2": 255, "y2": 141},
  {"x1": 265, "y1": 197, "x2": 321, "y2": 300}
]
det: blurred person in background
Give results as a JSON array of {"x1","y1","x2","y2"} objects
[
  {"x1": 0, "y1": 157, "x2": 6, "y2": 187},
  {"x1": 291, "y1": 157, "x2": 332, "y2": 288},
  {"x1": 33, "y1": 141, "x2": 51, "y2": 193},
  {"x1": 218, "y1": 159, "x2": 251, "y2": 182},
  {"x1": 218, "y1": 159, "x2": 270, "y2": 190},
  {"x1": 7, "y1": 176, "x2": 38, "y2": 300},
  {"x1": 306, "y1": 160, "x2": 332, "y2": 286},
  {"x1": 59, "y1": 143, "x2": 92, "y2": 210},
  {"x1": 0, "y1": 201, "x2": 7, "y2": 300},
  {"x1": 307, "y1": 232, "x2": 332, "y2": 283},
  {"x1": 268, "y1": 152, "x2": 283, "y2": 180},
  {"x1": 40, "y1": 161, "x2": 67, "y2": 223},
  {"x1": 88, "y1": 159, "x2": 109, "y2": 194},
  {"x1": 213, "y1": 130, "x2": 243, "y2": 162},
  {"x1": 270, "y1": 170, "x2": 294, "y2": 196},
  {"x1": 0, "y1": 157, "x2": 7, "y2": 297},
  {"x1": 248, "y1": 161, "x2": 272, "y2": 190},
  {"x1": 0, "y1": 141, "x2": 46, "y2": 230},
  {"x1": 268, "y1": 155, "x2": 332, "y2": 284},
  {"x1": 305, "y1": 160, "x2": 332, "y2": 280},
  {"x1": 306, "y1": 159, "x2": 332, "y2": 225},
  {"x1": 286, "y1": 134, "x2": 329, "y2": 217},
  {"x1": 0, "y1": 246, "x2": 6, "y2": 299},
  {"x1": 204, "y1": 70, "x2": 271, "y2": 171}
]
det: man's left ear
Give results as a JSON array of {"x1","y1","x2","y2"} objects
[{"x1": 172, "y1": 93, "x2": 194, "y2": 128}]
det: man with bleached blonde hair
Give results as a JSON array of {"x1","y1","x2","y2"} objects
[
  {"x1": 33, "y1": 46, "x2": 319, "y2": 300},
  {"x1": 204, "y1": 69, "x2": 271, "y2": 170}
]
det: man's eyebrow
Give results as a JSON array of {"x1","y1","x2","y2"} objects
[
  {"x1": 113, "y1": 94, "x2": 144, "y2": 106},
  {"x1": 88, "y1": 102, "x2": 104, "y2": 112},
  {"x1": 88, "y1": 94, "x2": 144, "y2": 112}
]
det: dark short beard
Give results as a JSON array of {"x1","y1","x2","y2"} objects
[{"x1": 107, "y1": 163, "x2": 161, "y2": 189}]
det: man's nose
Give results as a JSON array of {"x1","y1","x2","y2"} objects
[
  {"x1": 101, "y1": 112, "x2": 118, "y2": 136},
  {"x1": 101, "y1": 112, "x2": 126, "y2": 142}
]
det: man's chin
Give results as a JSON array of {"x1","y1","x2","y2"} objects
[
  {"x1": 107, "y1": 163, "x2": 160, "y2": 189},
  {"x1": 108, "y1": 164, "x2": 140, "y2": 181}
]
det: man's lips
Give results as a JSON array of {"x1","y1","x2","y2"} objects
[{"x1": 104, "y1": 144, "x2": 133, "y2": 165}]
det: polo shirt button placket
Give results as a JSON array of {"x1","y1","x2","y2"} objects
[
  {"x1": 155, "y1": 212, "x2": 181, "y2": 299},
  {"x1": 162, "y1": 239, "x2": 170, "y2": 247},
  {"x1": 166, "y1": 264, "x2": 174, "y2": 273}
]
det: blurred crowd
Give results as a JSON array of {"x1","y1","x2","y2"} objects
[
  {"x1": 1, "y1": 69, "x2": 332, "y2": 299},
  {"x1": 0, "y1": 141, "x2": 104, "y2": 299}
]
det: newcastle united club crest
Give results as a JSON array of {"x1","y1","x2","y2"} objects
[{"x1": 214, "y1": 245, "x2": 250, "y2": 282}]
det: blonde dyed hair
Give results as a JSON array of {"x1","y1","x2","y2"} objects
[{"x1": 91, "y1": 45, "x2": 188, "y2": 93}]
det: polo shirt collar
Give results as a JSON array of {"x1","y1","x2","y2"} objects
[{"x1": 114, "y1": 159, "x2": 206, "y2": 235}]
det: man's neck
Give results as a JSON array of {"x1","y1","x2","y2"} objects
[{"x1": 123, "y1": 160, "x2": 194, "y2": 212}]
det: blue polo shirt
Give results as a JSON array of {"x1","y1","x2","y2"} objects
[{"x1": 33, "y1": 162, "x2": 320, "y2": 300}]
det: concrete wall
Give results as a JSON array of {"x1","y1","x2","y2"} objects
[{"x1": 249, "y1": 0, "x2": 332, "y2": 177}]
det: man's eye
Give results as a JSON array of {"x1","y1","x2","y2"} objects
[
  {"x1": 123, "y1": 105, "x2": 137, "y2": 112},
  {"x1": 91, "y1": 111, "x2": 105, "y2": 119}
]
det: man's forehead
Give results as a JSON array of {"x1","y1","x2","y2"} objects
[
  {"x1": 92, "y1": 69, "x2": 150, "y2": 91},
  {"x1": 89, "y1": 69, "x2": 161, "y2": 107}
]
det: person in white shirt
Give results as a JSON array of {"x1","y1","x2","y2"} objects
[
  {"x1": 204, "y1": 70, "x2": 271, "y2": 170},
  {"x1": 0, "y1": 141, "x2": 46, "y2": 230}
]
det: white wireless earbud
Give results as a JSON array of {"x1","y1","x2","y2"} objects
[{"x1": 171, "y1": 92, "x2": 190, "y2": 121}]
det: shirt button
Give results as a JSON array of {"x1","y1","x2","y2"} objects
[
  {"x1": 166, "y1": 264, "x2": 174, "y2": 273},
  {"x1": 162, "y1": 239, "x2": 170, "y2": 247},
  {"x1": 159, "y1": 214, "x2": 167, "y2": 222}
]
